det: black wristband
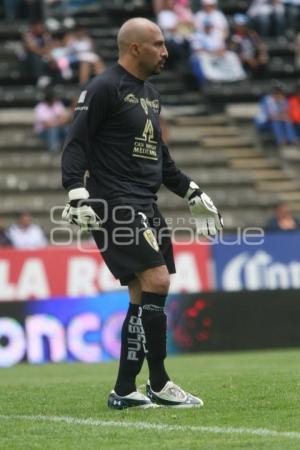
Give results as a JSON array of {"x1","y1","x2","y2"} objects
[
  {"x1": 69, "y1": 199, "x2": 89, "y2": 207},
  {"x1": 188, "y1": 188, "x2": 202, "y2": 201}
]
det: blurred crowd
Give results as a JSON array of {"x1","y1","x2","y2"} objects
[
  {"x1": 0, "y1": 212, "x2": 48, "y2": 248},
  {"x1": 4, "y1": 0, "x2": 300, "y2": 89},
  {"x1": 21, "y1": 19, "x2": 105, "y2": 88},
  {"x1": 154, "y1": 0, "x2": 300, "y2": 146},
  {"x1": 255, "y1": 82, "x2": 300, "y2": 146},
  {"x1": 18, "y1": 16, "x2": 106, "y2": 151},
  {"x1": 154, "y1": 0, "x2": 300, "y2": 85}
]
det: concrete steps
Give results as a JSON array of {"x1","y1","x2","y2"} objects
[
  {"x1": 201, "y1": 136, "x2": 254, "y2": 148},
  {"x1": 220, "y1": 148, "x2": 261, "y2": 158},
  {"x1": 169, "y1": 125, "x2": 240, "y2": 141},
  {"x1": 278, "y1": 191, "x2": 300, "y2": 202},
  {"x1": 229, "y1": 158, "x2": 281, "y2": 169},
  {"x1": 225, "y1": 105, "x2": 300, "y2": 217},
  {"x1": 1, "y1": 193, "x2": 66, "y2": 214},
  {"x1": 0, "y1": 152, "x2": 60, "y2": 169},
  {"x1": 0, "y1": 170, "x2": 61, "y2": 191},
  {"x1": 256, "y1": 180, "x2": 300, "y2": 192},
  {"x1": 172, "y1": 114, "x2": 228, "y2": 126},
  {"x1": 250, "y1": 169, "x2": 292, "y2": 181}
]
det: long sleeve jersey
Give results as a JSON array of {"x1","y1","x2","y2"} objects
[{"x1": 61, "y1": 63, "x2": 190, "y2": 212}]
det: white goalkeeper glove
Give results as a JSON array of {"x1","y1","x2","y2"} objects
[
  {"x1": 62, "y1": 187, "x2": 102, "y2": 231},
  {"x1": 185, "y1": 181, "x2": 223, "y2": 237}
]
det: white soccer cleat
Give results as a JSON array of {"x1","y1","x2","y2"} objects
[
  {"x1": 146, "y1": 381, "x2": 204, "y2": 408},
  {"x1": 107, "y1": 390, "x2": 159, "y2": 410}
]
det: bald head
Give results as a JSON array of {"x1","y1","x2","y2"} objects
[
  {"x1": 117, "y1": 17, "x2": 168, "y2": 79},
  {"x1": 117, "y1": 18, "x2": 162, "y2": 56}
]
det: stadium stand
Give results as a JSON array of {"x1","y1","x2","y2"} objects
[{"x1": 0, "y1": 0, "x2": 299, "y2": 240}]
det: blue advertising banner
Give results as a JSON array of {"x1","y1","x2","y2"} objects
[
  {"x1": 213, "y1": 232, "x2": 300, "y2": 291},
  {"x1": 0, "y1": 292, "x2": 181, "y2": 367},
  {"x1": 0, "y1": 292, "x2": 129, "y2": 367}
]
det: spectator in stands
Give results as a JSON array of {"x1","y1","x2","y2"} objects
[
  {"x1": 64, "y1": 27, "x2": 105, "y2": 85},
  {"x1": 23, "y1": 20, "x2": 53, "y2": 87},
  {"x1": 7, "y1": 212, "x2": 48, "y2": 248},
  {"x1": 156, "y1": 0, "x2": 193, "y2": 67},
  {"x1": 34, "y1": 90, "x2": 70, "y2": 152},
  {"x1": 255, "y1": 85, "x2": 298, "y2": 146},
  {"x1": 247, "y1": 0, "x2": 286, "y2": 37},
  {"x1": 49, "y1": 30, "x2": 73, "y2": 81},
  {"x1": 153, "y1": 0, "x2": 162, "y2": 15},
  {"x1": 0, "y1": 218, "x2": 13, "y2": 247},
  {"x1": 288, "y1": 83, "x2": 300, "y2": 137},
  {"x1": 267, "y1": 202, "x2": 300, "y2": 230},
  {"x1": 190, "y1": 19, "x2": 246, "y2": 84},
  {"x1": 155, "y1": 0, "x2": 194, "y2": 28},
  {"x1": 229, "y1": 14, "x2": 268, "y2": 78},
  {"x1": 157, "y1": 0, "x2": 192, "y2": 68},
  {"x1": 174, "y1": 0, "x2": 194, "y2": 30},
  {"x1": 194, "y1": 0, "x2": 229, "y2": 40}
]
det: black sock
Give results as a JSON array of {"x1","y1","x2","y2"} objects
[
  {"x1": 141, "y1": 292, "x2": 170, "y2": 392},
  {"x1": 114, "y1": 303, "x2": 146, "y2": 396}
]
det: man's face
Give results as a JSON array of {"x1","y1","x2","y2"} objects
[
  {"x1": 165, "y1": 0, "x2": 175, "y2": 9},
  {"x1": 18, "y1": 213, "x2": 32, "y2": 229},
  {"x1": 273, "y1": 90, "x2": 284, "y2": 100},
  {"x1": 137, "y1": 28, "x2": 168, "y2": 76},
  {"x1": 276, "y1": 204, "x2": 290, "y2": 218},
  {"x1": 203, "y1": 4, "x2": 214, "y2": 12}
]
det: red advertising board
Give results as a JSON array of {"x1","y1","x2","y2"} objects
[{"x1": 0, "y1": 243, "x2": 213, "y2": 301}]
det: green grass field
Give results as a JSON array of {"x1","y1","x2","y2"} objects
[{"x1": 0, "y1": 349, "x2": 300, "y2": 450}]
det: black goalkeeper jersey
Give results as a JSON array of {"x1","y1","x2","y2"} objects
[{"x1": 61, "y1": 63, "x2": 190, "y2": 212}]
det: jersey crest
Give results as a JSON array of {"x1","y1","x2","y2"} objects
[{"x1": 143, "y1": 229, "x2": 159, "y2": 252}]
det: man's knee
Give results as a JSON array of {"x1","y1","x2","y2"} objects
[{"x1": 137, "y1": 265, "x2": 170, "y2": 294}]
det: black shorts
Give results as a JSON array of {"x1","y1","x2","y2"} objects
[{"x1": 92, "y1": 204, "x2": 175, "y2": 285}]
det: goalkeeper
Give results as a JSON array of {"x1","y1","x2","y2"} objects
[{"x1": 61, "y1": 17, "x2": 223, "y2": 410}]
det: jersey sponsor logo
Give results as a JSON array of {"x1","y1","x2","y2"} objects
[
  {"x1": 78, "y1": 90, "x2": 87, "y2": 104},
  {"x1": 143, "y1": 229, "x2": 159, "y2": 252},
  {"x1": 140, "y1": 119, "x2": 156, "y2": 144},
  {"x1": 124, "y1": 93, "x2": 139, "y2": 104},
  {"x1": 133, "y1": 119, "x2": 158, "y2": 160},
  {"x1": 127, "y1": 316, "x2": 147, "y2": 361}
]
